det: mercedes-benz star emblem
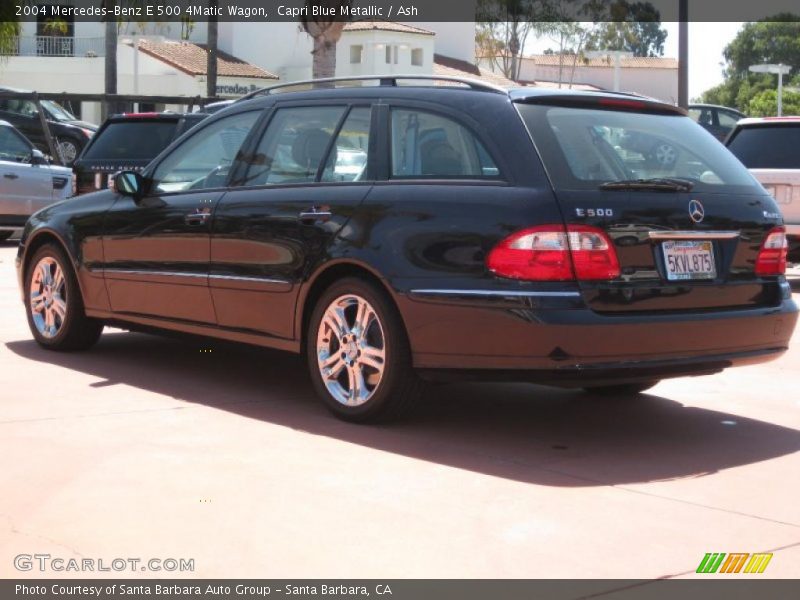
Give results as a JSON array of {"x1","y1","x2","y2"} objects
[{"x1": 689, "y1": 200, "x2": 705, "y2": 224}]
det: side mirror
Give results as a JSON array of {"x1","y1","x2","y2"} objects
[
  {"x1": 30, "y1": 149, "x2": 48, "y2": 166},
  {"x1": 113, "y1": 171, "x2": 146, "y2": 198}
]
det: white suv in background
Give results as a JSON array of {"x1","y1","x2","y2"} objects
[
  {"x1": 0, "y1": 120, "x2": 72, "y2": 242},
  {"x1": 726, "y1": 117, "x2": 800, "y2": 263}
]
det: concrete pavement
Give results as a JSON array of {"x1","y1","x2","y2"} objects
[{"x1": 1, "y1": 242, "x2": 799, "y2": 579}]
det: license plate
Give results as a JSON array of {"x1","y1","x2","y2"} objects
[{"x1": 662, "y1": 240, "x2": 716, "y2": 281}]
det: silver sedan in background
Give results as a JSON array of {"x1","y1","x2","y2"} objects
[{"x1": 0, "y1": 120, "x2": 72, "y2": 242}]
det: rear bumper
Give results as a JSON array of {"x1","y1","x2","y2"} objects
[{"x1": 399, "y1": 282, "x2": 798, "y2": 381}]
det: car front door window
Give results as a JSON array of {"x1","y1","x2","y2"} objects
[
  {"x1": 0, "y1": 127, "x2": 32, "y2": 163},
  {"x1": 152, "y1": 111, "x2": 260, "y2": 193},
  {"x1": 240, "y1": 106, "x2": 346, "y2": 187}
]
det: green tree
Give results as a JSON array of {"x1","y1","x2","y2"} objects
[
  {"x1": 701, "y1": 16, "x2": 800, "y2": 114},
  {"x1": 583, "y1": 1, "x2": 667, "y2": 57},
  {"x1": 0, "y1": 21, "x2": 20, "y2": 59},
  {"x1": 748, "y1": 88, "x2": 800, "y2": 116},
  {"x1": 476, "y1": 0, "x2": 561, "y2": 81}
]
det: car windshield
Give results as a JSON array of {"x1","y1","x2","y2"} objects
[
  {"x1": 727, "y1": 125, "x2": 800, "y2": 169},
  {"x1": 82, "y1": 120, "x2": 178, "y2": 161},
  {"x1": 517, "y1": 104, "x2": 759, "y2": 193},
  {"x1": 42, "y1": 100, "x2": 77, "y2": 122}
]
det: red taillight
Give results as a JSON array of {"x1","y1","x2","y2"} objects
[
  {"x1": 755, "y1": 227, "x2": 788, "y2": 276},
  {"x1": 487, "y1": 225, "x2": 620, "y2": 281},
  {"x1": 597, "y1": 98, "x2": 648, "y2": 110}
]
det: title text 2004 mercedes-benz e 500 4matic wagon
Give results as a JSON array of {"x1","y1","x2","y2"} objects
[{"x1": 16, "y1": 76, "x2": 798, "y2": 422}]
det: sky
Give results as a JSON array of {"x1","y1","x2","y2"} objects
[
  {"x1": 662, "y1": 22, "x2": 744, "y2": 100},
  {"x1": 526, "y1": 22, "x2": 745, "y2": 100}
]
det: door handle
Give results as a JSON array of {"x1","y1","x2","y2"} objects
[
  {"x1": 184, "y1": 208, "x2": 211, "y2": 225},
  {"x1": 3, "y1": 173, "x2": 19, "y2": 180},
  {"x1": 299, "y1": 206, "x2": 332, "y2": 222}
]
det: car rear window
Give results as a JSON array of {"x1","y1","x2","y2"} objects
[
  {"x1": 517, "y1": 104, "x2": 758, "y2": 193},
  {"x1": 727, "y1": 125, "x2": 800, "y2": 169},
  {"x1": 81, "y1": 120, "x2": 178, "y2": 160}
]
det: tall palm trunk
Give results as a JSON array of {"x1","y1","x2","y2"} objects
[{"x1": 300, "y1": 0, "x2": 351, "y2": 83}]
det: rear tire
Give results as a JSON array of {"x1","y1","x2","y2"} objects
[
  {"x1": 24, "y1": 243, "x2": 103, "y2": 351},
  {"x1": 306, "y1": 277, "x2": 423, "y2": 423},
  {"x1": 583, "y1": 380, "x2": 660, "y2": 396},
  {"x1": 56, "y1": 137, "x2": 83, "y2": 167}
]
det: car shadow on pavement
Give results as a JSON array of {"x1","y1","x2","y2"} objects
[{"x1": 7, "y1": 331, "x2": 800, "y2": 488}]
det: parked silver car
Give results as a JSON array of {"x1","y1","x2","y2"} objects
[
  {"x1": 0, "y1": 120, "x2": 72, "y2": 242},
  {"x1": 726, "y1": 117, "x2": 800, "y2": 262}
]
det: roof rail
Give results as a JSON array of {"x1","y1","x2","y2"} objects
[{"x1": 238, "y1": 75, "x2": 509, "y2": 101}]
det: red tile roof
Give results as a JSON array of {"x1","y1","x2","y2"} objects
[
  {"x1": 137, "y1": 40, "x2": 278, "y2": 80},
  {"x1": 433, "y1": 54, "x2": 516, "y2": 89}
]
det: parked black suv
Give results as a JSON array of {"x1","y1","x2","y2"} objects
[
  {"x1": 0, "y1": 88, "x2": 97, "y2": 166},
  {"x1": 72, "y1": 112, "x2": 208, "y2": 196},
  {"x1": 16, "y1": 76, "x2": 797, "y2": 423}
]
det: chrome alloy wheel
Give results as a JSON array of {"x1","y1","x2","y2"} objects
[
  {"x1": 316, "y1": 295, "x2": 386, "y2": 407},
  {"x1": 30, "y1": 257, "x2": 67, "y2": 339},
  {"x1": 654, "y1": 142, "x2": 677, "y2": 167},
  {"x1": 57, "y1": 139, "x2": 78, "y2": 165}
]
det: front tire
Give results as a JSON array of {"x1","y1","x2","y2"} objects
[
  {"x1": 306, "y1": 278, "x2": 423, "y2": 423},
  {"x1": 25, "y1": 243, "x2": 103, "y2": 351}
]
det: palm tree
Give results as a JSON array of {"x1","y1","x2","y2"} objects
[{"x1": 300, "y1": 0, "x2": 351, "y2": 81}]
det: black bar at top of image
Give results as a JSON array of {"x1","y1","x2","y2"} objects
[{"x1": 3, "y1": 0, "x2": 800, "y2": 23}]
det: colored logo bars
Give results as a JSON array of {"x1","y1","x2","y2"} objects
[{"x1": 696, "y1": 553, "x2": 773, "y2": 574}]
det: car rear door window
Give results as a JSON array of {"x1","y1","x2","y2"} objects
[
  {"x1": 321, "y1": 107, "x2": 372, "y2": 183},
  {"x1": 727, "y1": 125, "x2": 800, "y2": 169},
  {"x1": 241, "y1": 106, "x2": 346, "y2": 187},
  {"x1": 390, "y1": 109, "x2": 498, "y2": 179},
  {"x1": 152, "y1": 110, "x2": 260, "y2": 193}
]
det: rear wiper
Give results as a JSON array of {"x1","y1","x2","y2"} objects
[{"x1": 599, "y1": 178, "x2": 695, "y2": 192}]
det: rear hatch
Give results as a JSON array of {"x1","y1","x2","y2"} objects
[
  {"x1": 516, "y1": 98, "x2": 785, "y2": 314},
  {"x1": 72, "y1": 116, "x2": 183, "y2": 194},
  {"x1": 726, "y1": 122, "x2": 800, "y2": 228}
]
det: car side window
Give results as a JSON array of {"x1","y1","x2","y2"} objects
[
  {"x1": 717, "y1": 110, "x2": 740, "y2": 128},
  {"x1": 390, "y1": 109, "x2": 499, "y2": 179},
  {"x1": 321, "y1": 107, "x2": 371, "y2": 183},
  {"x1": 240, "y1": 106, "x2": 346, "y2": 187},
  {"x1": 151, "y1": 110, "x2": 259, "y2": 194},
  {"x1": 0, "y1": 127, "x2": 32, "y2": 162}
]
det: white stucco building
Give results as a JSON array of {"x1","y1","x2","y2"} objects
[
  {"x1": 0, "y1": 19, "x2": 488, "y2": 124},
  {"x1": 480, "y1": 54, "x2": 679, "y2": 103}
]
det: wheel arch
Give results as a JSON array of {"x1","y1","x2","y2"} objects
[
  {"x1": 295, "y1": 259, "x2": 407, "y2": 348},
  {"x1": 21, "y1": 229, "x2": 84, "y2": 299}
]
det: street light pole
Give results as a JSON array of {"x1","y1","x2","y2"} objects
[
  {"x1": 678, "y1": 0, "x2": 689, "y2": 109},
  {"x1": 749, "y1": 63, "x2": 792, "y2": 116}
]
